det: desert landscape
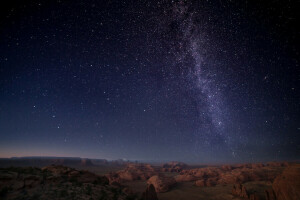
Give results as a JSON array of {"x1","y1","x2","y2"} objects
[
  {"x1": 0, "y1": 157, "x2": 299, "y2": 200},
  {"x1": 0, "y1": 0, "x2": 299, "y2": 199}
]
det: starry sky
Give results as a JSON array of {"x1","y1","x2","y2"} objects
[{"x1": 0, "y1": 0, "x2": 299, "y2": 163}]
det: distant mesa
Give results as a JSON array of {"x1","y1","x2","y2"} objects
[{"x1": 0, "y1": 157, "x2": 137, "y2": 168}]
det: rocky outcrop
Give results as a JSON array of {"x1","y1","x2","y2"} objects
[
  {"x1": 175, "y1": 174, "x2": 197, "y2": 182},
  {"x1": 272, "y1": 164, "x2": 300, "y2": 200},
  {"x1": 182, "y1": 163, "x2": 284, "y2": 187},
  {"x1": 265, "y1": 188, "x2": 276, "y2": 200},
  {"x1": 147, "y1": 175, "x2": 176, "y2": 193},
  {"x1": 232, "y1": 184, "x2": 249, "y2": 199},
  {"x1": 249, "y1": 193, "x2": 261, "y2": 200},
  {"x1": 195, "y1": 177, "x2": 218, "y2": 187},
  {"x1": 106, "y1": 163, "x2": 157, "y2": 183},
  {"x1": 267, "y1": 162, "x2": 289, "y2": 168},
  {"x1": 162, "y1": 161, "x2": 187, "y2": 172},
  {"x1": 141, "y1": 184, "x2": 158, "y2": 200},
  {"x1": 0, "y1": 165, "x2": 136, "y2": 200}
]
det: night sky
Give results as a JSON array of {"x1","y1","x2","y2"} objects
[{"x1": 0, "y1": 0, "x2": 299, "y2": 163}]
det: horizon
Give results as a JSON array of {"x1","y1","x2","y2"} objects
[{"x1": 0, "y1": 155, "x2": 298, "y2": 166}]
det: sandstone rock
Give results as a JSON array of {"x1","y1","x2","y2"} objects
[
  {"x1": 147, "y1": 175, "x2": 176, "y2": 193},
  {"x1": 272, "y1": 164, "x2": 300, "y2": 200},
  {"x1": 267, "y1": 162, "x2": 288, "y2": 167},
  {"x1": 195, "y1": 178, "x2": 217, "y2": 187},
  {"x1": 195, "y1": 179, "x2": 205, "y2": 187},
  {"x1": 251, "y1": 163, "x2": 265, "y2": 169},
  {"x1": 206, "y1": 177, "x2": 218, "y2": 187},
  {"x1": 175, "y1": 174, "x2": 197, "y2": 182},
  {"x1": 221, "y1": 165, "x2": 233, "y2": 171},
  {"x1": 106, "y1": 163, "x2": 157, "y2": 183},
  {"x1": 141, "y1": 184, "x2": 158, "y2": 200},
  {"x1": 232, "y1": 184, "x2": 249, "y2": 199},
  {"x1": 162, "y1": 161, "x2": 187, "y2": 172},
  {"x1": 249, "y1": 194, "x2": 261, "y2": 200},
  {"x1": 265, "y1": 188, "x2": 276, "y2": 200}
]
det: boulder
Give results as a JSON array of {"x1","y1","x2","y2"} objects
[{"x1": 147, "y1": 175, "x2": 176, "y2": 193}]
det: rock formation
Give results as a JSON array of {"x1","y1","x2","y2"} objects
[
  {"x1": 175, "y1": 174, "x2": 197, "y2": 182},
  {"x1": 147, "y1": 175, "x2": 176, "y2": 193},
  {"x1": 272, "y1": 164, "x2": 300, "y2": 200},
  {"x1": 141, "y1": 184, "x2": 158, "y2": 200},
  {"x1": 162, "y1": 161, "x2": 187, "y2": 172},
  {"x1": 232, "y1": 184, "x2": 249, "y2": 199},
  {"x1": 249, "y1": 193, "x2": 261, "y2": 200},
  {"x1": 179, "y1": 163, "x2": 285, "y2": 186},
  {"x1": 265, "y1": 188, "x2": 276, "y2": 200},
  {"x1": 0, "y1": 165, "x2": 137, "y2": 199},
  {"x1": 106, "y1": 163, "x2": 157, "y2": 184}
]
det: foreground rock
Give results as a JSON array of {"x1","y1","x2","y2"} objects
[
  {"x1": 265, "y1": 188, "x2": 276, "y2": 200},
  {"x1": 0, "y1": 165, "x2": 137, "y2": 200},
  {"x1": 232, "y1": 184, "x2": 249, "y2": 199},
  {"x1": 147, "y1": 175, "x2": 176, "y2": 193},
  {"x1": 272, "y1": 164, "x2": 300, "y2": 200},
  {"x1": 141, "y1": 184, "x2": 158, "y2": 200}
]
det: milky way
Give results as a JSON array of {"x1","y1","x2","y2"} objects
[
  {"x1": 0, "y1": 0, "x2": 299, "y2": 163},
  {"x1": 154, "y1": 1, "x2": 236, "y2": 157}
]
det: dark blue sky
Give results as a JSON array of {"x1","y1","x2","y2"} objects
[{"x1": 0, "y1": 0, "x2": 299, "y2": 163}]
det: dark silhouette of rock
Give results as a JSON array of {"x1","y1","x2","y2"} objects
[
  {"x1": 0, "y1": 165, "x2": 133, "y2": 199},
  {"x1": 80, "y1": 158, "x2": 93, "y2": 166},
  {"x1": 265, "y1": 188, "x2": 276, "y2": 200},
  {"x1": 249, "y1": 194, "x2": 261, "y2": 200},
  {"x1": 141, "y1": 184, "x2": 158, "y2": 200}
]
